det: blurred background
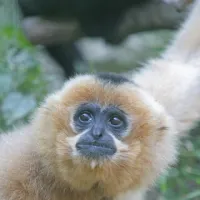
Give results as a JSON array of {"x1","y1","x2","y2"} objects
[{"x1": 0, "y1": 0, "x2": 200, "y2": 199}]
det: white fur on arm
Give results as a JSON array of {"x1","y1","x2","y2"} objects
[
  {"x1": 164, "y1": 0, "x2": 200, "y2": 60},
  {"x1": 133, "y1": 0, "x2": 200, "y2": 135}
]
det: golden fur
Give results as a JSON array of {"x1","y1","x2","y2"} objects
[
  {"x1": 0, "y1": 78, "x2": 176, "y2": 200},
  {"x1": 0, "y1": 0, "x2": 200, "y2": 199}
]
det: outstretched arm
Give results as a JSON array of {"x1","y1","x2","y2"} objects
[
  {"x1": 164, "y1": 0, "x2": 200, "y2": 60},
  {"x1": 133, "y1": 0, "x2": 200, "y2": 135}
]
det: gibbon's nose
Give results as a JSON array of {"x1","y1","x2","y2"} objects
[{"x1": 91, "y1": 125, "x2": 104, "y2": 140}]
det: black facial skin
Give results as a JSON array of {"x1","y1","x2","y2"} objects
[{"x1": 75, "y1": 103, "x2": 129, "y2": 159}]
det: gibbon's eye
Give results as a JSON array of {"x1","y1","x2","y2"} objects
[
  {"x1": 108, "y1": 115, "x2": 123, "y2": 127},
  {"x1": 79, "y1": 112, "x2": 93, "y2": 123}
]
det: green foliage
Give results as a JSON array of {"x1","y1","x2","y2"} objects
[
  {"x1": 0, "y1": 26, "x2": 47, "y2": 131},
  {"x1": 157, "y1": 131, "x2": 200, "y2": 200}
]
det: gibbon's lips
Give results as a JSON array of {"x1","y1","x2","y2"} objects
[{"x1": 76, "y1": 141, "x2": 116, "y2": 159}]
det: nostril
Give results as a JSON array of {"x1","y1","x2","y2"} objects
[{"x1": 92, "y1": 131, "x2": 103, "y2": 139}]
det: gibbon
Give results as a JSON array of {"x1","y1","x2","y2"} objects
[{"x1": 0, "y1": 0, "x2": 200, "y2": 199}]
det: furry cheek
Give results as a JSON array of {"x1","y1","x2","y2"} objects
[
  {"x1": 56, "y1": 132, "x2": 84, "y2": 160},
  {"x1": 109, "y1": 133, "x2": 141, "y2": 163}
]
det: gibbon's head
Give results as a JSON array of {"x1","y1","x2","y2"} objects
[{"x1": 33, "y1": 73, "x2": 177, "y2": 196}]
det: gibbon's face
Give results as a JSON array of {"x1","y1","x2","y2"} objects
[{"x1": 35, "y1": 73, "x2": 177, "y2": 195}]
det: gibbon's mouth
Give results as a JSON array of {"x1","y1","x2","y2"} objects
[{"x1": 76, "y1": 142, "x2": 116, "y2": 159}]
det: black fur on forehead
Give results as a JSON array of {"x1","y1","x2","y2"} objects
[{"x1": 97, "y1": 72, "x2": 134, "y2": 85}]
